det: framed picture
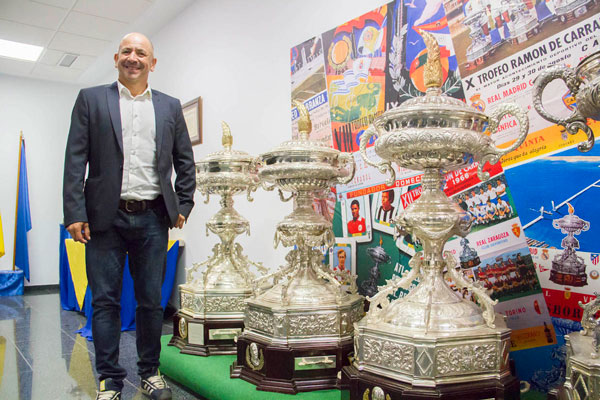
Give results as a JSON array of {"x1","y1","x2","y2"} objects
[{"x1": 182, "y1": 96, "x2": 202, "y2": 145}]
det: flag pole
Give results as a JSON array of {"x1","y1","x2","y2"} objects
[{"x1": 13, "y1": 131, "x2": 23, "y2": 271}]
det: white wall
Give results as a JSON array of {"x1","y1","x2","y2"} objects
[
  {"x1": 0, "y1": 0, "x2": 388, "y2": 288},
  {"x1": 128, "y1": 0, "x2": 388, "y2": 300},
  {"x1": 0, "y1": 75, "x2": 82, "y2": 285}
]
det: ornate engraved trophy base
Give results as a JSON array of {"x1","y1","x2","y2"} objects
[
  {"x1": 341, "y1": 363, "x2": 520, "y2": 400},
  {"x1": 549, "y1": 332, "x2": 600, "y2": 400},
  {"x1": 230, "y1": 296, "x2": 363, "y2": 393},
  {"x1": 168, "y1": 284, "x2": 250, "y2": 356},
  {"x1": 230, "y1": 334, "x2": 353, "y2": 394},
  {"x1": 169, "y1": 312, "x2": 242, "y2": 356},
  {"x1": 352, "y1": 315, "x2": 514, "y2": 389}
]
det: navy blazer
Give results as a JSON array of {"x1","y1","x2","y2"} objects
[{"x1": 63, "y1": 82, "x2": 196, "y2": 232}]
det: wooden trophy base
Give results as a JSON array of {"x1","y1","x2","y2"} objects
[
  {"x1": 168, "y1": 312, "x2": 243, "y2": 356},
  {"x1": 230, "y1": 334, "x2": 354, "y2": 394},
  {"x1": 341, "y1": 364, "x2": 521, "y2": 400}
]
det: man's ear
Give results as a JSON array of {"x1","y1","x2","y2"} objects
[
  {"x1": 114, "y1": 53, "x2": 118, "y2": 68},
  {"x1": 150, "y1": 57, "x2": 157, "y2": 72}
]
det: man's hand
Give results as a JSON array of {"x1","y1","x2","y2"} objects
[
  {"x1": 174, "y1": 214, "x2": 186, "y2": 229},
  {"x1": 66, "y1": 222, "x2": 91, "y2": 244}
]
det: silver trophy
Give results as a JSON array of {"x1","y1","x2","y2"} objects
[
  {"x1": 552, "y1": 295, "x2": 600, "y2": 399},
  {"x1": 344, "y1": 32, "x2": 529, "y2": 399},
  {"x1": 170, "y1": 122, "x2": 266, "y2": 356},
  {"x1": 231, "y1": 101, "x2": 364, "y2": 393},
  {"x1": 534, "y1": 50, "x2": 599, "y2": 152}
]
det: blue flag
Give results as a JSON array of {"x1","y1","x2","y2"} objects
[{"x1": 15, "y1": 137, "x2": 31, "y2": 281}]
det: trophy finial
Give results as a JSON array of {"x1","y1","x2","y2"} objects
[
  {"x1": 422, "y1": 31, "x2": 443, "y2": 89},
  {"x1": 221, "y1": 121, "x2": 233, "y2": 150},
  {"x1": 293, "y1": 100, "x2": 312, "y2": 140}
]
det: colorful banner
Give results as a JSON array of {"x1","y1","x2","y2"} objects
[{"x1": 291, "y1": 0, "x2": 600, "y2": 394}]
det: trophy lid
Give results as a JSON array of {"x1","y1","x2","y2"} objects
[
  {"x1": 259, "y1": 100, "x2": 343, "y2": 164},
  {"x1": 196, "y1": 121, "x2": 256, "y2": 166},
  {"x1": 372, "y1": 31, "x2": 487, "y2": 131}
]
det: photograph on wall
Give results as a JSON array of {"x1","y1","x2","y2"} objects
[
  {"x1": 322, "y1": 5, "x2": 388, "y2": 153},
  {"x1": 450, "y1": 173, "x2": 518, "y2": 234},
  {"x1": 371, "y1": 187, "x2": 400, "y2": 234},
  {"x1": 341, "y1": 195, "x2": 372, "y2": 242},
  {"x1": 329, "y1": 238, "x2": 357, "y2": 289},
  {"x1": 444, "y1": 0, "x2": 600, "y2": 78},
  {"x1": 385, "y1": 0, "x2": 465, "y2": 110},
  {"x1": 472, "y1": 244, "x2": 541, "y2": 302}
]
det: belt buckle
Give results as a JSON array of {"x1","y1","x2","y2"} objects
[{"x1": 125, "y1": 200, "x2": 137, "y2": 212}]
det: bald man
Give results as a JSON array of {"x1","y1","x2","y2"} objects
[{"x1": 63, "y1": 32, "x2": 195, "y2": 400}]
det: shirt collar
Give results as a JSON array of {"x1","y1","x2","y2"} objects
[{"x1": 117, "y1": 80, "x2": 152, "y2": 100}]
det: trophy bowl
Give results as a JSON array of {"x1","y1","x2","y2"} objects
[
  {"x1": 534, "y1": 49, "x2": 600, "y2": 152},
  {"x1": 343, "y1": 32, "x2": 529, "y2": 399}
]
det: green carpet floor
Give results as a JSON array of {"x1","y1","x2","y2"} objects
[{"x1": 159, "y1": 335, "x2": 346, "y2": 399}]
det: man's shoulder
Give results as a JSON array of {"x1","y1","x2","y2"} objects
[{"x1": 151, "y1": 89, "x2": 180, "y2": 105}]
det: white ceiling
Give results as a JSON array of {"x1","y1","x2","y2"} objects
[{"x1": 0, "y1": 0, "x2": 194, "y2": 85}]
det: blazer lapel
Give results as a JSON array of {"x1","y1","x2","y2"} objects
[
  {"x1": 107, "y1": 82, "x2": 123, "y2": 154},
  {"x1": 152, "y1": 90, "x2": 165, "y2": 161}
]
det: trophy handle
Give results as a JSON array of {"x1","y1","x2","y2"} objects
[
  {"x1": 359, "y1": 125, "x2": 396, "y2": 186},
  {"x1": 336, "y1": 152, "x2": 355, "y2": 184},
  {"x1": 533, "y1": 66, "x2": 594, "y2": 152},
  {"x1": 533, "y1": 65, "x2": 582, "y2": 124},
  {"x1": 477, "y1": 103, "x2": 529, "y2": 181}
]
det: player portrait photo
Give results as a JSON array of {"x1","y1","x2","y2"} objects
[{"x1": 342, "y1": 195, "x2": 372, "y2": 242}]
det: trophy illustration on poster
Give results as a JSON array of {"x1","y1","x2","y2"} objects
[
  {"x1": 343, "y1": 31, "x2": 530, "y2": 399},
  {"x1": 549, "y1": 203, "x2": 590, "y2": 287},
  {"x1": 170, "y1": 122, "x2": 266, "y2": 356},
  {"x1": 361, "y1": 236, "x2": 391, "y2": 298},
  {"x1": 459, "y1": 237, "x2": 481, "y2": 269}
]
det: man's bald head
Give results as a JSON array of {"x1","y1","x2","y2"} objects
[
  {"x1": 114, "y1": 32, "x2": 156, "y2": 95},
  {"x1": 118, "y1": 32, "x2": 154, "y2": 56}
]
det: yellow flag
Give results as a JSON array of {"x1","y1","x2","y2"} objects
[
  {"x1": 0, "y1": 212, "x2": 4, "y2": 258},
  {"x1": 65, "y1": 239, "x2": 87, "y2": 310}
]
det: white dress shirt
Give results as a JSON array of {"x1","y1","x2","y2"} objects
[{"x1": 118, "y1": 81, "x2": 161, "y2": 201}]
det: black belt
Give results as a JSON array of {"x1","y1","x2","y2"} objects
[{"x1": 119, "y1": 196, "x2": 163, "y2": 213}]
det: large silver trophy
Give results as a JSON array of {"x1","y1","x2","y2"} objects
[
  {"x1": 551, "y1": 296, "x2": 600, "y2": 400},
  {"x1": 170, "y1": 122, "x2": 266, "y2": 356},
  {"x1": 230, "y1": 102, "x2": 363, "y2": 394},
  {"x1": 534, "y1": 50, "x2": 599, "y2": 152},
  {"x1": 343, "y1": 32, "x2": 529, "y2": 399}
]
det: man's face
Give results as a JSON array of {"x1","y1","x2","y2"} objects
[
  {"x1": 351, "y1": 204, "x2": 360, "y2": 220},
  {"x1": 337, "y1": 250, "x2": 346, "y2": 268},
  {"x1": 381, "y1": 192, "x2": 392, "y2": 211},
  {"x1": 114, "y1": 33, "x2": 156, "y2": 86}
]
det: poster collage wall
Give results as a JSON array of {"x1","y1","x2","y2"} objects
[{"x1": 290, "y1": 0, "x2": 600, "y2": 393}]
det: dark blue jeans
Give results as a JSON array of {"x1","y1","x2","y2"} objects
[{"x1": 86, "y1": 206, "x2": 169, "y2": 391}]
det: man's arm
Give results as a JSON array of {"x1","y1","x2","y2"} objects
[
  {"x1": 171, "y1": 102, "x2": 196, "y2": 221},
  {"x1": 63, "y1": 90, "x2": 90, "y2": 242}
]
